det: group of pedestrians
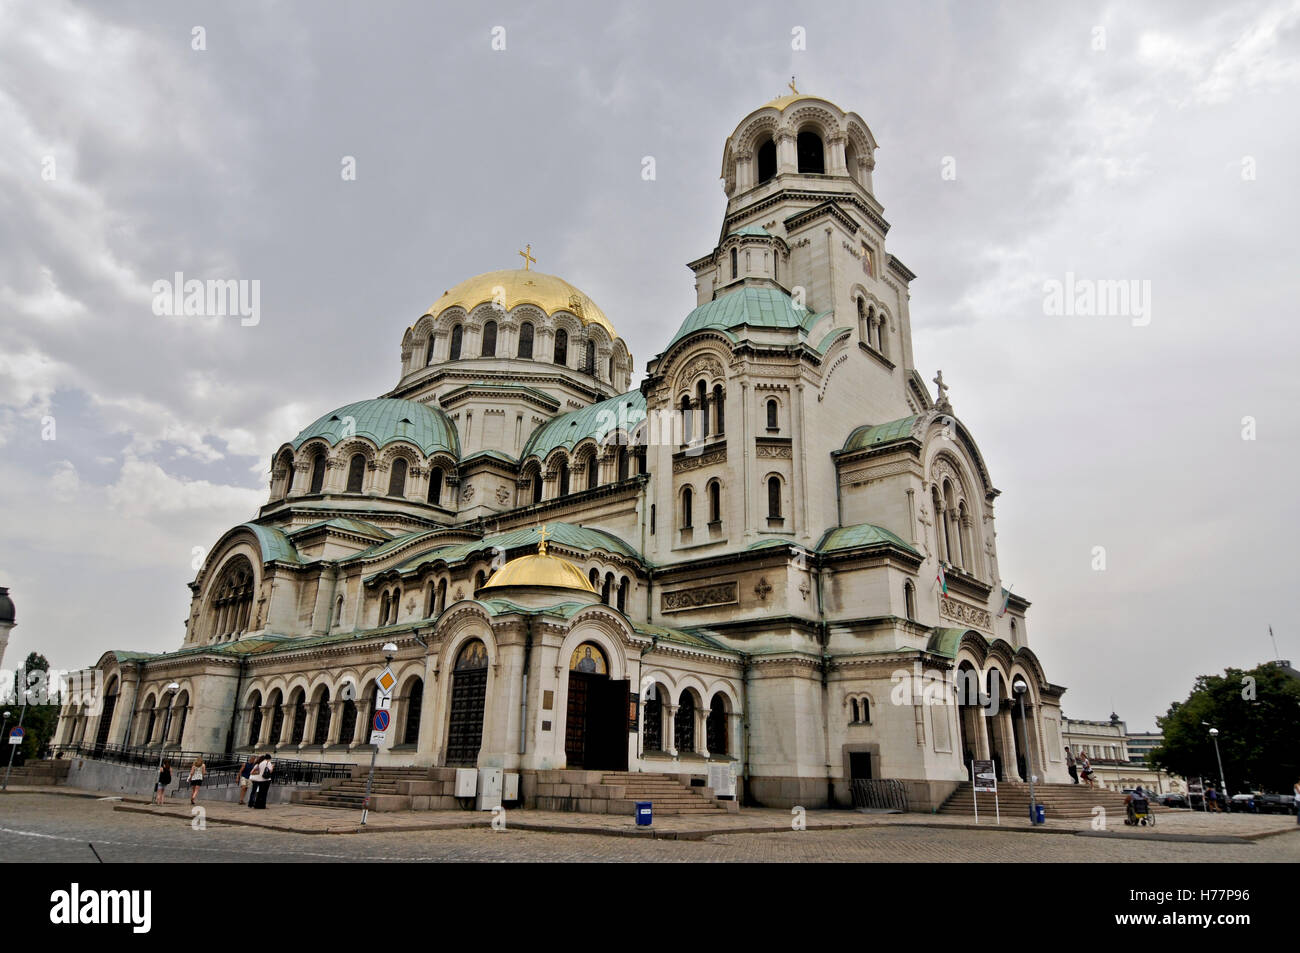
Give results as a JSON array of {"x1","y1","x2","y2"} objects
[
  {"x1": 152, "y1": 753, "x2": 275, "y2": 809},
  {"x1": 1063, "y1": 746, "x2": 1097, "y2": 788}
]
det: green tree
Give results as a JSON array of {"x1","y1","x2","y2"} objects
[
  {"x1": 4, "y1": 652, "x2": 59, "y2": 761},
  {"x1": 1149, "y1": 663, "x2": 1300, "y2": 793}
]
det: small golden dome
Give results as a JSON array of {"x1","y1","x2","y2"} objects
[
  {"x1": 480, "y1": 526, "x2": 596, "y2": 593},
  {"x1": 762, "y1": 92, "x2": 840, "y2": 112},
  {"x1": 480, "y1": 552, "x2": 596, "y2": 593},
  {"x1": 427, "y1": 269, "x2": 615, "y2": 338}
]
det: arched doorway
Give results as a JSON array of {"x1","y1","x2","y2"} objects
[
  {"x1": 94, "y1": 677, "x2": 118, "y2": 753},
  {"x1": 446, "y1": 640, "x2": 488, "y2": 766},
  {"x1": 564, "y1": 642, "x2": 628, "y2": 770}
]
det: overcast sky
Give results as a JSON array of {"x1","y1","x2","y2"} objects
[{"x1": 2, "y1": 0, "x2": 1297, "y2": 731}]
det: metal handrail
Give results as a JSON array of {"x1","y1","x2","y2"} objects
[{"x1": 54, "y1": 743, "x2": 354, "y2": 789}]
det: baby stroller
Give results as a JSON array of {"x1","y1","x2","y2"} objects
[{"x1": 1125, "y1": 795, "x2": 1155, "y2": 827}]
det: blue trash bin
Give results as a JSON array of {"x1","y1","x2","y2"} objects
[
  {"x1": 1032, "y1": 804, "x2": 1045, "y2": 825},
  {"x1": 635, "y1": 801, "x2": 653, "y2": 826}
]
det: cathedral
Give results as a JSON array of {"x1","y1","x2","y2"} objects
[{"x1": 57, "y1": 90, "x2": 1070, "y2": 810}]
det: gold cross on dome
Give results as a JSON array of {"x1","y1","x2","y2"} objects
[
  {"x1": 536, "y1": 523, "x2": 551, "y2": 555},
  {"x1": 788, "y1": 76, "x2": 798, "y2": 95},
  {"x1": 518, "y1": 243, "x2": 536, "y2": 271}
]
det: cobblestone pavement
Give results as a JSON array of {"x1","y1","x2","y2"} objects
[{"x1": 2, "y1": 793, "x2": 1297, "y2": 862}]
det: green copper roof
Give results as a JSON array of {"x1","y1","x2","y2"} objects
[
  {"x1": 840, "y1": 415, "x2": 921, "y2": 453},
  {"x1": 521, "y1": 391, "x2": 646, "y2": 462},
  {"x1": 460, "y1": 449, "x2": 519, "y2": 466},
  {"x1": 667, "y1": 286, "x2": 830, "y2": 348},
  {"x1": 729, "y1": 225, "x2": 770, "y2": 237},
  {"x1": 927, "y1": 627, "x2": 967, "y2": 659},
  {"x1": 241, "y1": 523, "x2": 300, "y2": 564},
  {"x1": 292, "y1": 398, "x2": 459, "y2": 457},
  {"x1": 633, "y1": 622, "x2": 740, "y2": 656},
  {"x1": 477, "y1": 598, "x2": 588, "y2": 619},
  {"x1": 818, "y1": 522, "x2": 921, "y2": 557},
  {"x1": 386, "y1": 521, "x2": 641, "y2": 577},
  {"x1": 287, "y1": 517, "x2": 391, "y2": 541},
  {"x1": 746, "y1": 537, "x2": 796, "y2": 550}
]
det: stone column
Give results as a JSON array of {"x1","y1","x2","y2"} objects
[
  {"x1": 776, "y1": 131, "x2": 797, "y2": 174},
  {"x1": 696, "y1": 704, "x2": 709, "y2": 759},
  {"x1": 664, "y1": 704, "x2": 678, "y2": 758}
]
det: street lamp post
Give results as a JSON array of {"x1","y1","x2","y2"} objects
[
  {"x1": 360, "y1": 642, "x2": 397, "y2": 826},
  {"x1": 2, "y1": 695, "x2": 30, "y2": 790},
  {"x1": 155, "y1": 682, "x2": 181, "y2": 785},
  {"x1": 1208, "y1": 727, "x2": 1229, "y2": 809},
  {"x1": 1013, "y1": 679, "x2": 1040, "y2": 825}
]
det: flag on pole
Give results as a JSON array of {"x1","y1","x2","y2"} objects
[
  {"x1": 936, "y1": 563, "x2": 948, "y2": 595},
  {"x1": 998, "y1": 585, "x2": 1013, "y2": 617}
]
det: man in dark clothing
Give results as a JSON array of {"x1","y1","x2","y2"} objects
[{"x1": 1064, "y1": 746, "x2": 1079, "y2": 784}]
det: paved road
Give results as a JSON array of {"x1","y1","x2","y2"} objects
[{"x1": 2, "y1": 794, "x2": 1298, "y2": 862}]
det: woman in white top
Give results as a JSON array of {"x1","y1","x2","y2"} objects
[{"x1": 188, "y1": 756, "x2": 206, "y2": 805}]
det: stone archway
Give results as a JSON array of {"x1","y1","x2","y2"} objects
[{"x1": 563, "y1": 641, "x2": 628, "y2": 770}]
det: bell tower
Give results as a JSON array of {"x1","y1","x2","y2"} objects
[{"x1": 687, "y1": 89, "x2": 924, "y2": 415}]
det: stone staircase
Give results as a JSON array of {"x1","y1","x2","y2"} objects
[
  {"x1": 1, "y1": 760, "x2": 70, "y2": 786},
  {"x1": 599, "y1": 771, "x2": 733, "y2": 816},
  {"x1": 293, "y1": 766, "x2": 433, "y2": 811},
  {"x1": 939, "y1": 781, "x2": 1130, "y2": 820}
]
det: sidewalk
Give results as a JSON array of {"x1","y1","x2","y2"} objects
[{"x1": 7, "y1": 784, "x2": 1297, "y2": 843}]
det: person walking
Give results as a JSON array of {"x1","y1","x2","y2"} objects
[
  {"x1": 1078, "y1": 751, "x2": 1095, "y2": 789},
  {"x1": 187, "y1": 756, "x2": 206, "y2": 805},
  {"x1": 254, "y1": 754, "x2": 275, "y2": 810},
  {"x1": 154, "y1": 759, "x2": 172, "y2": 806},
  {"x1": 247, "y1": 755, "x2": 267, "y2": 809},
  {"x1": 238, "y1": 756, "x2": 255, "y2": 805},
  {"x1": 1064, "y1": 746, "x2": 1078, "y2": 784},
  {"x1": 1292, "y1": 779, "x2": 1299, "y2": 825}
]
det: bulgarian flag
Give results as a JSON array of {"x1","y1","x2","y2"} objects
[
  {"x1": 998, "y1": 585, "x2": 1013, "y2": 617},
  {"x1": 936, "y1": 562, "x2": 948, "y2": 595}
]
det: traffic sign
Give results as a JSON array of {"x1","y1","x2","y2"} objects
[
  {"x1": 373, "y1": 710, "x2": 390, "y2": 732},
  {"x1": 369, "y1": 730, "x2": 385, "y2": 745},
  {"x1": 8, "y1": 727, "x2": 23, "y2": 745},
  {"x1": 377, "y1": 694, "x2": 392, "y2": 712},
  {"x1": 375, "y1": 667, "x2": 396, "y2": 697}
]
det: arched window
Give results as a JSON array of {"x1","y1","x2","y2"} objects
[
  {"x1": 931, "y1": 485, "x2": 946, "y2": 563},
  {"x1": 379, "y1": 591, "x2": 390, "y2": 626},
  {"x1": 858, "y1": 298, "x2": 868, "y2": 343},
  {"x1": 617, "y1": 576, "x2": 628, "y2": 613},
  {"x1": 290, "y1": 689, "x2": 307, "y2": 744},
  {"x1": 436, "y1": 579, "x2": 447, "y2": 614},
  {"x1": 268, "y1": 691, "x2": 285, "y2": 745},
  {"x1": 312, "y1": 688, "x2": 331, "y2": 745},
  {"x1": 756, "y1": 137, "x2": 776, "y2": 182},
  {"x1": 942, "y1": 481, "x2": 957, "y2": 566},
  {"x1": 708, "y1": 480, "x2": 721, "y2": 523},
  {"x1": 482, "y1": 320, "x2": 497, "y2": 357},
  {"x1": 1010, "y1": 618, "x2": 1018, "y2": 642},
  {"x1": 675, "y1": 691, "x2": 696, "y2": 753},
  {"x1": 531, "y1": 470, "x2": 543, "y2": 505},
  {"x1": 707, "y1": 694, "x2": 728, "y2": 754},
  {"x1": 447, "y1": 640, "x2": 488, "y2": 766},
  {"x1": 851, "y1": 698, "x2": 860, "y2": 723},
  {"x1": 601, "y1": 573, "x2": 612, "y2": 605},
  {"x1": 583, "y1": 341, "x2": 595, "y2": 374},
  {"x1": 680, "y1": 394, "x2": 693, "y2": 445},
  {"x1": 333, "y1": 595, "x2": 343, "y2": 626},
  {"x1": 245, "y1": 692, "x2": 262, "y2": 746},
  {"x1": 585, "y1": 452, "x2": 598, "y2": 490},
  {"x1": 518, "y1": 321, "x2": 534, "y2": 359},
  {"x1": 877, "y1": 312, "x2": 888, "y2": 358},
  {"x1": 427, "y1": 466, "x2": 443, "y2": 505},
  {"x1": 697, "y1": 380, "x2": 709, "y2": 438},
  {"x1": 338, "y1": 691, "x2": 357, "y2": 746},
  {"x1": 766, "y1": 398, "x2": 779, "y2": 430},
  {"x1": 643, "y1": 687, "x2": 662, "y2": 751},
  {"x1": 957, "y1": 500, "x2": 971, "y2": 570},
  {"x1": 713, "y1": 384, "x2": 725, "y2": 435},
  {"x1": 730, "y1": 247, "x2": 738, "y2": 280},
  {"x1": 616, "y1": 445, "x2": 629, "y2": 482},
  {"x1": 797, "y1": 130, "x2": 825, "y2": 173},
  {"x1": 388, "y1": 458, "x2": 408, "y2": 497},
  {"x1": 553, "y1": 328, "x2": 568, "y2": 365},
  {"x1": 403, "y1": 677, "x2": 424, "y2": 746},
  {"x1": 308, "y1": 452, "x2": 326, "y2": 494},
  {"x1": 681, "y1": 486, "x2": 693, "y2": 529},
  {"x1": 208, "y1": 556, "x2": 254, "y2": 641},
  {"x1": 904, "y1": 581, "x2": 916, "y2": 621},
  {"x1": 346, "y1": 454, "x2": 366, "y2": 493},
  {"x1": 474, "y1": 570, "x2": 486, "y2": 592},
  {"x1": 424, "y1": 336, "x2": 435, "y2": 366},
  {"x1": 767, "y1": 476, "x2": 782, "y2": 519},
  {"x1": 589, "y1": 568, "x2": 600, "y2": 590},
  {"x1": 449, "y1": 324, "x2": 463, "y2": 361},
  {"x1": 859, "y1": 697, "x2": 871, "y2": 723},
  {"x1": 607, "y1": 356, "x2": 615, "y2": 381},
  {"x1": 556, "y1": 459, "x2": 570, "y2": 497}
]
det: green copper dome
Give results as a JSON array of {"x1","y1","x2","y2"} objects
[
  {"x1": 292, "y1": 399, "x2": 459, "y2": 457},
  {"x1": 666, "y1": 286, "x2": 830, "y2": 348}
]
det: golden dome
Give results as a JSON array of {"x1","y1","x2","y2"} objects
[
  {"x1": 426, "y1": 269, "x2": 615, "y2": 338},
  {"x1": 480, "y1": 552, "x2": 596, "y2": 593},
  {"x1": 762, "y1": 92, "x2": 840, "y2": 112}
]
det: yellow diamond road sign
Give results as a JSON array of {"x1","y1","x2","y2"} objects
[{"x1": 375, "y1": 667, "x2": 396, "y2": 697}]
